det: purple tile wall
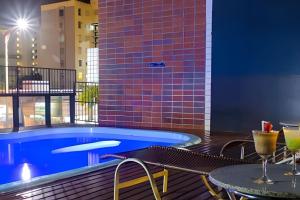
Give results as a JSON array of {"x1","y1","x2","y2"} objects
[{"x1": 98, "y1": 0, "x2": 206, "y2": 134}]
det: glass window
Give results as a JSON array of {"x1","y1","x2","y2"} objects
[
  {"x1": 20, "y1": 97, "x2": 45, "y2": 127},
  {"x1": 79, "y1": 59, "x2": 83, "y2": 67},
  {"x1": 78, "y1": 21, "x2": 82, "y2": 29},
  {"x1": 0, "y1": 97, "x2": 13, "y2": 129},
  {"x1": 78, "y1": 8, "x2": 81, "y2": 16},
  {"x1": 51, "y1": 96, "x2": 70, "y2": 124}
]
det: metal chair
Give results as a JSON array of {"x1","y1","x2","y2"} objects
[{"x1": 103, "y1": 146, "x2": 253, "y2": 200}]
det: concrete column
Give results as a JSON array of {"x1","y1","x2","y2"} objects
[
  {"x1": 69, "y1": 94, "x2": 75, "y2": 124},
  {"x1": 45, "y1": 95, "x2": 51, "y2": 127},
  {"x1": 12, "y1": 95, "x2": 19, "y2": 132}
]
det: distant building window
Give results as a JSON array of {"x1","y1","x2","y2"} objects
[
  {"x1": 59, "y1": 22, "x2": 63, "y2": 29},
  {"x1": 78, "y1": 47, "x2": 82, "y2": 54},
  {"x1": 78, "y1": 21, "x2": 82, "y2": 29},
  {"x1": 59, "y1": 9, "x2": 64, "y2": 16},
  {"x1": 60, "y1": 48, "x2": 64, "y2": 55},
  {"x1": 78, "y1": 8, "x2": 81, "y2": 16},
  {"x1": 79, "y1": 60, "x2": 83, "y2": 67},
  {"x1": 60, "y1": 35, "x2": 65, "y2": 42},
  {"x1": 78, "y1": 34, "x2": 82, "y2": 42}
]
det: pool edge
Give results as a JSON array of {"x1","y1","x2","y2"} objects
[{"x1": 0, "y1": 130, "x2": 201, "y2": 193}]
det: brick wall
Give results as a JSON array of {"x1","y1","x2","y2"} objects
[{"x1": 98, "y1": 0, "x2": 206, "y2": 135}]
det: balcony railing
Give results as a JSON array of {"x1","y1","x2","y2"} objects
[
  {"x1": 75, "y1": 82, "x2": 98, "y2": 124},
  {"x1": 0, "y1": 66, "x2": 76, "y2": 95}
]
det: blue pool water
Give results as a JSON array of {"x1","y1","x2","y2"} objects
[{"x1": 0, "y1": 127, "x2": 199, "y2": 188}]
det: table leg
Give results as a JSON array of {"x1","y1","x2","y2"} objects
[{"x1": 226, "y1": 190, "x2": 237, "y2": 200}]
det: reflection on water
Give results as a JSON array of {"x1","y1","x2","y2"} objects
[
  {"x1": 21, "y1": 163, "x2": 31, "y2": 181},
  {"x1": 292, "y1": 175, "x2": 297, "y2": 189},
  {"x1": 88, "y1": 152, "x2": 100, "y2": 166},
  {"x1": 0, "y1": 144, "x2": 14, "y2": 165}
]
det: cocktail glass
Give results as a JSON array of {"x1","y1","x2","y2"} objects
[
  {"x1": 252, "y1": 130, "x2": 279, "y2": 184},
  {"x1": 283, "y1": 127, "x2": 300, "y2": 176}
]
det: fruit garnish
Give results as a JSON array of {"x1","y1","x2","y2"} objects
[{"x1": 262, "y1": 121, "x2": 273, "y2": 133}]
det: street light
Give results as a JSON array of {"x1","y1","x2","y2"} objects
[{"x1": 4, "y1": 18, "x2": 29, "y2": 92}]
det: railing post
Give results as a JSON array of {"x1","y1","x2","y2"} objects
[
  {"x1": 12, "y1": 94, "x2": 19, "y2": 132},
  {"x1": 16, "y1": 67, "x2": 19, "y2": 94},
  {"x1": 48, "y1": 68, "x2": 51, "y2": 94}
]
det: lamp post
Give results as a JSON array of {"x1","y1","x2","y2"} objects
[{"x1": 4, "y1": 18, "x2": 29, "y2": 93}]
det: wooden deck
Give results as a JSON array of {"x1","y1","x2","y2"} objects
[{"x1": 0, "y1": 132, "x2": 249, "y2": 200}]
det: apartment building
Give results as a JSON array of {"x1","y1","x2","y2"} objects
[
  {"x1": 0, "y1": 27, "x2": 38, "y2": 67},
  {"x1": 38, "y1": 0, "x2": 98, "y2": 81}
]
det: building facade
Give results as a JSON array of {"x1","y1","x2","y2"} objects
[{"x1": 38, "y1": 0, "x2": 98, "y2": 81}]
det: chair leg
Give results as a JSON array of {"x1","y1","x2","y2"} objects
[
  {"x1": 163, "y1": 169, "x2": 168, "y2": 193},
  {"x1": 200, "y1": 175, "x2": 224, "y2": 200},
  {"x1": 114, "y1": 158, "x2": 162, "y2": 200},
  {"x1": 226, "y1": 190, "x2": 237, "y2": 200},
  {"x1": 114, "y1": 169, "x2": 120, "y2": 200}
]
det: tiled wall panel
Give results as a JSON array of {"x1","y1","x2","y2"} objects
[{"x1": 98, "y1": 0, "x2": 206, "y2": 134}]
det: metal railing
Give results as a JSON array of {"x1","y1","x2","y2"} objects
[
  {"x1": 75, "y1": 82, "x2": 98, "y2": 124},
  {"x1": 0, "y1": 66, "x2": 76, "y2": 95}
]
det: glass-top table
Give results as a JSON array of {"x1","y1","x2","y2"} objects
[
  {"x1": 209, "y1": 164, "x2": 300, "y2": 199},
  {"x1": 279, "y1": 122, "x2": 299, "y2": 127}
]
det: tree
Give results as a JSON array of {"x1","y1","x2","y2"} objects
[{"x1": 78, "y1": 85, "x2": 99, "y2": 121}]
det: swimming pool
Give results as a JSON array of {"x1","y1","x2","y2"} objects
[{"x1": 0, "y1": 127, "x2": 200, "y2": 192}]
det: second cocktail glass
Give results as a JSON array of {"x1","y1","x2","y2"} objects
[
  {"x1": 253, "y1": 130, "x2": 279, "y2": 184},
  {"x1": 283, "y1": 127, "x2": 300, "y2": 176}
]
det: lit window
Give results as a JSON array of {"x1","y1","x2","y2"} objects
[
  {"x1": 17, "y1": 62, "x2": 20, "y2": 66},
  {"x1": 17, "y1": 50, "x2": 20, "y2": 54},
  {"x1": 32, "y1": 38, "x2": 35, "y2": 42},
  {"x1": 17, "y1": 37, "x2": 20, "y2": 41},
  {"x1": 78, "y1": 72, "x2": 83, "y2": 80},
  {"x1": 32, "y1": 44, "x2": 35, "y2": 47},
  {"x1": 89, "y1": 24, "x2": 94, "y2": 31},
  {"x1": 17, "y1": 43, "x2": 19, "y2": 47}
]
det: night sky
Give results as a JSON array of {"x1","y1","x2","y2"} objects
[{"x1": 0, "y1": 0, "x2": 90, "y2": 27}]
